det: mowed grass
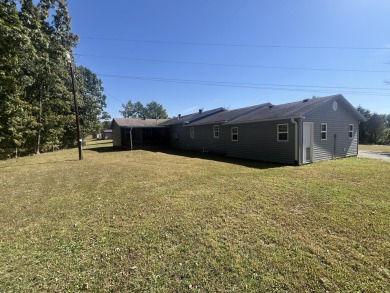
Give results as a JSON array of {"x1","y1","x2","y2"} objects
[
  {"x1": 360, "y1": 144, "x2": 390, "y2": 153},
  {"x1": 0, "y1": 140, "x2": 389, "y2": 292}
]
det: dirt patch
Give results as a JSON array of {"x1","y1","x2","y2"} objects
[{"x1": 358, "y1": 151, "x2": 390, "y2": 162}]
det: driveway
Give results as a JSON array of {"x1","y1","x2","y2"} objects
[{"x1": 358, "y1": 150, "x2": 390, "y2": 162}]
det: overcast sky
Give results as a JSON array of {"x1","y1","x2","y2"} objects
[{"x1": 67, "y1": 0, "x2": 390, "y2": 118}]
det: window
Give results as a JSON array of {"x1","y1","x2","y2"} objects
[
  {"x1": 231, "y1": 127, "x2": 238, "y2": 141},
  {"x1": 321, "y1": 123, "x2": 327, "y2": 140},
  {"x1": 277, "y1": 124, "x2": 288, "y2": 142},
  {"x1": 190, "y1": 127, "x2": 194, "y2": 139},
  {"x1": 349, "y1": 124, "x2": 354, "y2": 139},
  {"x1": 213, "y1": 125, "x2": 219, "y2": 138},
  {"x1": 172, "y1": 133, "x2": 178, "y2": 139},
  {"x1": 333, "y1": 101, "x2": 338, "y2": 111}
]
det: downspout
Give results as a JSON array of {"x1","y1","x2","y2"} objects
[
  {"x1": 130, "y1": 127, "x2": 133, "y2": 150},
  {"x1": 291, "y1": 118, "x2": 299, "y2": 165},
  {"x1": 357, "y1": 122, "x2": 360, "y2": 156}
]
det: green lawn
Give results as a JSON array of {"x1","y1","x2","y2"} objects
[
  {"x1": 360, "y1": 144, "x2": 390, "y2": 153},
  {"x1": 1, "y1": 140, "x2": 389, "y2": 292}
]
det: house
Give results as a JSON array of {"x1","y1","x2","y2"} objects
[
  {"x1": 101, "y1": 129, "x2": 113, "y2": 140},
  {"x1": 111, "y1": 118, "x2": 169, "y2": 148},
  {"x1": 112, "y1": 95, "x2": 366, "y2": 165}
]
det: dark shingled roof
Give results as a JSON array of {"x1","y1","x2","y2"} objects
[
  {"x1": 112, "y1": 118, "x2": 169, "y2": 128},
  {"x1": 189, "y1": 103, "x2": 272, "y2": 126},
  {"x1": 112, "y1": 95, "x2": 365, "y2": 129},
  {"x1": 226, "y1": 94, "x2": 366, "y2": 124},
  {"x1": 160, "y1": 107, "x2": 225, "y2": 126}
]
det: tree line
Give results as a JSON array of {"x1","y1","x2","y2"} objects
[
  {"x1": 357, "y1": 106, "x2": 390, "y2": 145},
  {"x1": 0, "y1": 0, "x2": 108, "y2": 159}
]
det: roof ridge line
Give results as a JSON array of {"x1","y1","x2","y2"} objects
[
  {"x1": 187, "y1": 107, "x2": 225, "y2": 124},
  {"x1": 227, "y1": 102, "x2": 271, "y2": 123}
]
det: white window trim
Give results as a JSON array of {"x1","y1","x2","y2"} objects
[
  {"x1": 277, "y1": 124, "x2": 288, "y2": 142},
  {"x1": 321, "y1": 123, "x2": 327, "y2": 140},
  {"x1": 349, "y1": 124, "x2": 354, "y2": 139},
  {"x1": 231, "y1": 127, "x2": 238, "y2": 142},
  {"x1": 190, "y1": 127, "x2": 194, "y2": 139},
  {"x1": 213, "y1": 125, "x2": 219, "y2": 139}
]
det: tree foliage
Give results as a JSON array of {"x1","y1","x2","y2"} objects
[
  {"x1": 357, "y1": 106, "x2": 389, "y2": 145},
  {"x1": 120, "y1": 100, "x2": 168, "y2": 119},
  {"x1": 0, "y1": 0, "x2": 106, "y2": 158}
]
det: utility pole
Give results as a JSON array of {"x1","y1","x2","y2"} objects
[{"x1": 67, "y1": 52, "x2": 83, "y2": 160}]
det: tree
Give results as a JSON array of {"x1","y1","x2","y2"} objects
[
  {"x1": 133, "y1": 101, "x2": 146, "y2": 117},
  {"x1": 0, "y1": 0, "x2": 106, "y2": 158},
  {"x1": 0, "y1": 0, "x2": 37, "y2": 158},
  {"x1": 18, "y1": 0, "x2": 77, "y2": 154},
  {"x1": 357, "y1": 106, "x2": 372, "y2": 144},
  {"x1": 120, "y1": 100, "x2": 135, "y2": 118},
  {"x1": 76, "y1": 66, "x2": 107, "y2": 138},
  {"x1": 144, "y1": 101, "x2": 168, "y2": 119},
  {"x1": 366, "y1": 113, "x2": 387, "y2": 144},
  {"x1": 120, "y1": 100, "x2": 146, "y2": 118}
]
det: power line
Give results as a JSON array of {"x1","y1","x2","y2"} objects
[
  {"x1": 97, "y1": 73, "x2": 390, "y2": 96},
  {"x1": 75, "y1": 53, "x2": 390, "y2": 73},
  {"x1": 81, "y1": 36, "x2": 390, "y2": 50},
  {"x1": 105, "y1": 92, "x2": 126, "y2": 104}
]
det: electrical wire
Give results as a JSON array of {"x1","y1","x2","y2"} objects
[
  {"x1": 75, "y1": 53, "x2": 390, "y2": 73},
  {"x1": 81, "y1": 36, "x2": 390, "y2": 50},
  {"x1": 97, "y1": 73, "x2": 390, "y2": 96}
]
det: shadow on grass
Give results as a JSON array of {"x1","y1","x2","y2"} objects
[
  {"x1": 159, "y1": 148, "x2": 284, "y2": 169},
  {"x1": 86, "y1": 144, "x2": 285, "y2": 169}
]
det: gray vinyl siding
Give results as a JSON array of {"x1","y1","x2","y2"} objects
[
  {"x1": 170, "y1": 119, "x2": 296, "y2": 165},
  {"x1": 112, "y1": 122, "x2": 122, "y2": 147},
  {"x1": 302, "y1": 99, "x2": 359, "y2": 164},
  {"x1": 169, "y1": 124, "x2": 193, "y2": 150}
]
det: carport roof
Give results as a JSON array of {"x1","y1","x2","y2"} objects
[{"x1": 112, "y1": 118, "x2": 169, "y2": 128}]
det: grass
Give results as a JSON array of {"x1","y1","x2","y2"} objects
[
  {"x1": 1, "y1": 139, "x2": 389, "y2": 292},
  {"x1": 360, "y1": 144, "x2": 390, "y2": 152}
]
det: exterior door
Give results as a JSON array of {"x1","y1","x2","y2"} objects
[{"x1": 303, "y1": 122, "x2": 313, "y2": 164}]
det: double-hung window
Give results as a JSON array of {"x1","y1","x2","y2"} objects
[
  {"x1": 349, "y1": 124, "x2": 354, "y2": 139},
  {"x1": 277, "y1": 124, "x2": 288, "y2": 142},
  {"x1": 321, "y1": 123, "x2": 327, "y2": 140},
  {"x1": 213, "y1": 125, "x2": 219, "y2": 138},
  {"x1": 231, "y1": 127, "x2": 238, "y2": 141},
  {"x1": 190, "y1": 127, "x2": 194, "y2": 139}
]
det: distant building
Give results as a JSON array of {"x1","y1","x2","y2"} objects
[{"x1": 102, "y1": 129, "x2": 113, "y2": 140}]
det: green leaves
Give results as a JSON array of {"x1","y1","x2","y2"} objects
[
  {"x1": 0, "y1": 0, "x2": 105, "y2": 158},
  {"x1": 120, "y1": 100, "x2": 168, "y2": 119},
  {"x1": 75, "y1": 66, "x2": 107, "y2": 138}
]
